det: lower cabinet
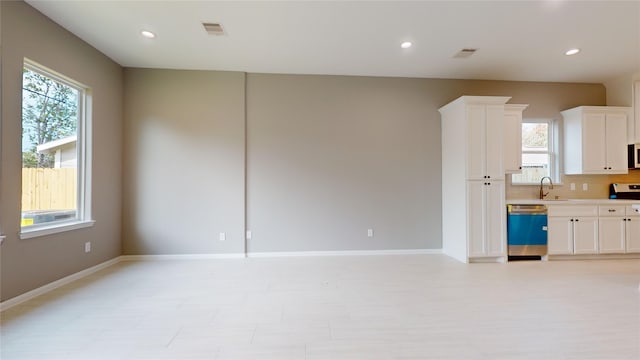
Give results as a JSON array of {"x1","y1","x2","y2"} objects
[
  {"x1": 625, "y1": 205, "x2": 640, "y2": 253},
  {"x1": 467, "y1": 180, "x2": 506, "y2": 258},
  {"x1": 626, "y1": 217, "x2": 640, "y2": 253},
  {"x1": 548, "y1": 216, "x2": 598, "y2": 255},
  {"x1": 598, "y1": 217, "x2": 626, "y2": 253},
  {"x1": 547, "y1": 205, "x2": 599, "y2": 255},
  {"x1": 548, "y1": 204, "x2": 640, "y2": 256}
]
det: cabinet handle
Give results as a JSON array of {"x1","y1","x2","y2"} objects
[
  {"x1": 570, "y1": 219, "x2": 574, "y2": 222},
  {"x1": 608, "y1": 209, "x2": 616, "y2": 212},
  {"x1": 623, "y1": 219, "x2": 627, "y2": 222},
  {"x1": 575, "y1": 219, "x2": 579, "y2": 222}
]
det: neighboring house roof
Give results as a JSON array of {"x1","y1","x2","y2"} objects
[{"x1": 36, "y1": 135, "x2": 77, "y2": 154}]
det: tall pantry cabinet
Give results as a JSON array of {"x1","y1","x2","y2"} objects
[{"x1": 440, "y1": 96, "x2": 512, "y2": 263}]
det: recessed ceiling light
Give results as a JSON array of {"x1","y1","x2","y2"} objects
[
  {"x1": 141, "y1": 30, "x2": 156, "y2": 39},
  {"x1": 401, "y1": 41, "x2": 413, "y2": 49},
  {"x1": 565, "y1": 48, "x2": 580, "y2": 56}
]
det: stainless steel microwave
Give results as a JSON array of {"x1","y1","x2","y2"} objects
[{"x1": 630, "y1": 144, "x2": 640, "y2": 169}]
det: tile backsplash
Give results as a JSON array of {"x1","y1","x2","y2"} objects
[{"x1": 506, "y1": 169, "x2": 640, "y2": 200}]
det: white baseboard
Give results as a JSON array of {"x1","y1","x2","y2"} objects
[
  {"x1": 0, "y1": 257, "x2": 121, "y2": 312},
  {"x1": 120, "y1": 253, "x2": 246, "y2": 261},
  {"x1": 247, "y1": 248, "x2": 442, "y2": 258}
]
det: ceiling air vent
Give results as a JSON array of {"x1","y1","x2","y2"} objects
[
  {"x1": 453, "y1": 48, "x2": 478, "y2": 58},
  {"x1": 202, "y1": 22, "x2": 225, "y2": 36}
]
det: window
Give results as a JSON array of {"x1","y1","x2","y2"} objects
[
  {"x1": 511, "y1": 119, "x2": 558, "y2": 184},
  {"x1": 20, "y1": 60, "x2": 92, "y2": 238}
]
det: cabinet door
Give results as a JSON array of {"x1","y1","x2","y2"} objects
[
  {"x1": 467, "y1": 181, "x2": 486, "y2": 257},
  {"x1": 503, "y1": 108, "x2": 522, "y2": 174},
  {"x1": 485, "y1": 181, "x2": 506, "y2": 256},
  {"x1": 581, "y1": 112, "x2": 607, "y2": 173},
  {"x1": 485, "y1": 105, "x2": 505, "y2": 179},
  {"x1": 598, "y1": 217, "x2": 625, "y2": 254},
  {"x1": 467, "y1": 105, "x2": 486, "y2": 180},
  {"x1": 573, "y1": 217, "x2": 598, "y2": 254},
  {"x1": 548, "y1": 217, "x2": 573, "y2": 255},
  {"x1": 604, "y1": 113, "x2": 628, "y2": 173},
  {"x1": 626, "y1": 217, "x2": 640, "y2": 253}
]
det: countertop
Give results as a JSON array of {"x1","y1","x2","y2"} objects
[{"x1": 507, "y1": 198, "x2": 640, "y2": 205}]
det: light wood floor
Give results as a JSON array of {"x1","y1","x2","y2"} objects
[{"x1": 1, "y1": 255, "x2": 639, "y2": 359}]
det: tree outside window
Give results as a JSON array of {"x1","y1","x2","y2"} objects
[
  {"x1": 21, "y1": 63, "x2": 85, "y2": 229},
  {"x1": 512, "y1": 120, "x2": 555, "y2": 184}
]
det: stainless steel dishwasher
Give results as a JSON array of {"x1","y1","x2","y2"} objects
[{"x1": 507, "y1": 204, "x2": 548, "y2": 258}]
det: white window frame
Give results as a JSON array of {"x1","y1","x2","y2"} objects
[
  {"x1": 511, "y1": 118, "x2": 560, "y2": 185},
  {"x1": 20, "y1": 59, "x2": 94, "y2": 239}
]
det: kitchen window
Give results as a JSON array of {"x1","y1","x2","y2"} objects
[
  {"x1": 20, "y1": 60, "x2": 94, "y2": 239},
  {"x1": 511, "y1": 119, "x2": 558, "y2": 184}
]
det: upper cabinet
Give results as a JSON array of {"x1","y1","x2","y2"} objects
[
  {"x1": 504, "y1": 104, "x2": 529, "y2": 174},
  {"x1": 466, "y1": 103, "x2": 506, "y2": 180},
  {"x1": 562, "y1": 106, "x2": 631, "y2": 175},
  {"x1": 439, "y1": 96, "x2": 511, "y2": 181}
]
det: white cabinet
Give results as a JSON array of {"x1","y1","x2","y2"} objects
[
  {"x1": 467, "y1": 180, "x2": 506, "y2": 257},
  {"x1": 598, "y1": 205, "x2": 627, "y2": 254},
  {"x1": 625, "y1": 205, "x2": 640, "y2": 253},
  {"x1": 598, "y1": 217, "x2": 626, "y2": 253},
  {"x1": 467, "y1": 104, "x2": 505, "y2": 180},
  {"x1": 598, "y1": 205, "x2": 640, "y2": 254},
  {"x1": 547, "y1": 217, "x2": 574, "y2": 255},
  {"x1": 562, "y1": 106, "x2": 630, "y2": 175},
  {"x1": 440, "y1": 96, "x2": 511, "y2": 262},
  {"x1": 548, "y1": 217, "x2": 598, "y2": 255},
  {"x1": 573, "y1": 218, "x2": 599, "y2": 254},
  {"x1": 547, "y1": 205, "x2": 598, "y2": 255},
  {"x1": 548, "y1": 203, "x2": 640, "y2": 256},
  {"x1": 504, "y1": 104, "x2": 529, "y2": 174}
]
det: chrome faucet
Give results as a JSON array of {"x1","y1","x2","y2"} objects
[{"x1": 539, "y1": 176, "x2": 554, "y2": 199}]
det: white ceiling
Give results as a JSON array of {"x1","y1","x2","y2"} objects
[{"x1": 26, "y1": 0, "x2": 640, "y2": 84}]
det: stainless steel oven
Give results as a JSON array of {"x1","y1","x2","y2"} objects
[{"x1": 610, "y1": 183, "x2": 640, "y2": 200}]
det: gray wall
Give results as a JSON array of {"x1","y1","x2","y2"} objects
[
  {"x1": 122, "y1": 69, "x2": 246, "y2": 255},
  {"x1": 122, "y1": 72, "x2": 607, "y2": 254},
  {"x1": 604, "y1": 71, "x2": 639, "y2": 107},
  {"x1": 246, "y1": 74, "x2": 438, "y2": 252},
  {"x1": 0, "y1": 1, "x2": 123, "y2": 301}
]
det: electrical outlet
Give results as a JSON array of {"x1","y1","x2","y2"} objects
[
  {"x1": 219, "y1": 232, "x2": 226, "y2": 241},
  {"x1": 367, "y1": 229, "x2": 374, "y2": 237},
  {"x1": 582, "y1": 183, "x2": 588, "y2": 191},
  {"x1": 246, "y1": 230, "x2": 252, "y2": 240},
  {"x1": 84, "y1": 242, "x2": 91, "y2": 253},
  {"x1": 570, "y1": 183, "x2": 576, "y2": 191}
]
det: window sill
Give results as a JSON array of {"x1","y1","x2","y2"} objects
[{"x1": 20, "y1": 220, "x2": 96, "y2": 240}]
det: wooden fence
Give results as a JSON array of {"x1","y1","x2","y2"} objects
[{"x1": 22, "y1": 168, "x2": 76, "y2": 211}]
